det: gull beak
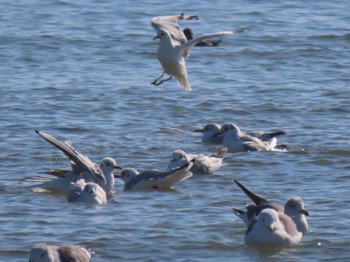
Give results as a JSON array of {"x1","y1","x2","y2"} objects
[
  {"x1": 170, "y1": 158, "x2": 176, "y2": 162},
  {"x1": 214, "y1": 132, "x2": 223, "y2": 137},
  {"x1": 299, "y1": 208, "x2": 310, "y2": 216},
  {"x1": 114, "y1": 173, "x2": 121, "y2": 179},
  {"x1": 194, "y1": 128, "x2": 204, "y2": 133},
  {"x1": 153, "y1": 35, "x2": 160, "y2": 40},
  {"x1": 114, "y1": 165, "x2": 123, "y2": 170},
  {"x1": 267, "y1": 224, "x2": 275, "y2": 233}
]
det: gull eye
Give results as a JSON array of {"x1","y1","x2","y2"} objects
[{"x1": 106, "y1": 162, "x2": 110, "y2": 167}]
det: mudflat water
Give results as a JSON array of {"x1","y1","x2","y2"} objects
[{"x1": 0, "y1": 0, "x2": 349, "y2": 261}]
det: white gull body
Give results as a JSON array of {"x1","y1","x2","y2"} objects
[
  {"x1": 219, "y1": 123, "x2": 279, "y2": 152},
  {"x1": 29, "y1": 243, "x2": 92, "y2": 262},
  {"x1": 167, "y1": 147, "x2": 227, "y2": 175},
  {"x1": 245, "y1": 208, "x2": 303, "y2": 248},
  {"x1": 28, "y1": 130, "x2": 121, "y2": 197},
  {"x1": 233, "y1": 179, "x2": 309, "y2": 235},
  {"x1": 116, "y1": 161, "x2": 193, "y2": 190}
]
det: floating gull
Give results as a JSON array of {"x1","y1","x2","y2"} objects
[
  {"x1": 151, "y1": 13, "x2": 246, "y2": 91},
  {"x1": 29, "y1": 243, "x2": 92, "y2": 262},
  {"x1": 218, "y1": 123, "x2": 284, "y2": 152},
  {"x1": 116, "y1": 161, "x2": 193, "y2": 190},
  {"x1": 28, "y1": 130, "x2": 122, "y2": 197},
  {"x1": 244, "y1": 208, "x2": 303, "y2": 248},
  {"x1": 194, "y1": 123, "x2": 223, "y2": 144},
  {"x1": 233, "y1": 179, "x2": 309, "y2": 234},
  {"x1": 195, "y1": 123, "x2": 286, "y2": 145},
  {"x1": 167, "y1": 147, "x2": 227, "y2": 175},
  {"x1": 67, "y1": 180, "x2": 107, "y2": 205}
]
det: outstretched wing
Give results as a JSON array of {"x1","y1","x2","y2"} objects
[
  {"x1": 180, "y1": 31, "x2": 232, "y2": 56},
  {"x1": 35, "y1": 130, "x2": 106, "y2": 185},
  {"x1": 234, "y1": 179, "x2": 283, "y2": 211},
  {"x1": 180, "y1": 28, "x2": 246, "y2": 56},
  {"x1": 130, "y1": 160, "x2": 194, "y2": 189},
  {"x1": 151, "y1": 13, "x2": 198, "y2": 45}
]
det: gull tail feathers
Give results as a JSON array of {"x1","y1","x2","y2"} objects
[
  {"x1": 211, "y1": 147, "x2": 228, "y2": 159},
  {"x1": 176, "y1": 76, "x2": 191, "y2": 91}
]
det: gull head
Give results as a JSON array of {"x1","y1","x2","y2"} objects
[
  {"x1": 195, "y1": 123, "x2": 221, "y2": 135},
  {"x1": 167, "y1": 149, "x2": 189, "y2": 169},
  {"x1": 84, "y1": 183, "x2": 98, "y2": 196},
  {"x1": 29, "y1": 244, "x2": 56, "y2": 262},
  {"x1": 115, "y1": 168, "x2": 139, "y2": 183},
  {"x1": 153, "y1": 29, "x2": 172, "y2": 42},
  {"x1": 170, "y1": 150, "x2": 189, "y2": 162},
  {"x1": 257, "y1": 209, "x2": 281, "y2": 233},
  {"x1": 99, "y1": 157, "x2": 122, "y2": 174},
  {"x1": 218, "y1": 123, "x2": 241, "y2": 137},
  {"x1": 285, "y1": 196, "x2": 310, "y2": 217}
]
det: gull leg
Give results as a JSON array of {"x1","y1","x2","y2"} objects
[
  {"x1": 151, "y1": 71, "x2": 165, "y2": 85},
  {"x1": 152, "y1": 75, "x2": 173, "y2": 86},
  {"x1": 151, "y1": 71, "x2": 173, "y2": 86}
]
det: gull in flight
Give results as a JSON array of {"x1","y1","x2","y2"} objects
[
  {"x1": 29, "y1": 243, "x2": 93, "y2": 262},
  {"x1": 115, "y1": 160, "x2": 194, "y2": 190},
  {"x1": 67, "y1": 180, "x2": 107, "y2": 205},
  {"x1": 151, "y1": 13, "x2": 246, "y2": 91},
  {"x1": 232, "y1": 179, "x2": 309, "y2": 235},
  {"x1": 217, "y1": 123, "x2": 285, "y2": 152},
  {"x1": 28, "y1": 130, "x2": 122, "y2": 197},
  {"x1": 167, "y1": 147, "x2": 227, "y2": 175},
  {"x1": 244, "y1": 208, "x2": 303, "y2": 248}
]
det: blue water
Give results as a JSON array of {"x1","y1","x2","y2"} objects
[{"x1": 1, "y1": 0, "x2": 350, "y2": 261}]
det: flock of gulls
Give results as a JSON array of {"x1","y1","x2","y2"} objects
[{"x1": 26, "y1": 14, "x2": 309, "y2": 261}]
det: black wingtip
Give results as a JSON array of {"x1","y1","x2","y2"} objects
[
  {"x1": 232, "y1": 207, "x2": 245, "y2": 215},
  {"x1": 234, "y1": 179, "x2": 264, "y2": 206}
]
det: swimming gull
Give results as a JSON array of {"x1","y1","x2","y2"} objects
[
  {"x1": 233, "y1": 179, "x2": 309, "y2": 234},
  {"x1": 244, "y1": 208, "x2": 303, "y2": 248},
  {"x1": 115, "y1": 160, "x2": 194, "y2": 190},
  {"x1": 217, "y1": 123, "x2": 282, "y2": 152},
  {"x1": 195, "y1": 123, "x2": 286, "y2": 145},
  {"x1": 67, "y1": 180, "x2": 107, "y2": 205},
  {"x1": 29, "y1": 243, "x2": 92, "y2": 262},
  {"x1": 28, "y1": 130, "x2": 122, "y2": 197},
  {"x1": 151, "y1": 13, "x2": 245, "y2": 91},
  {"x1": 167, "y1": 147, "x2": 227, "y2": 175}
]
